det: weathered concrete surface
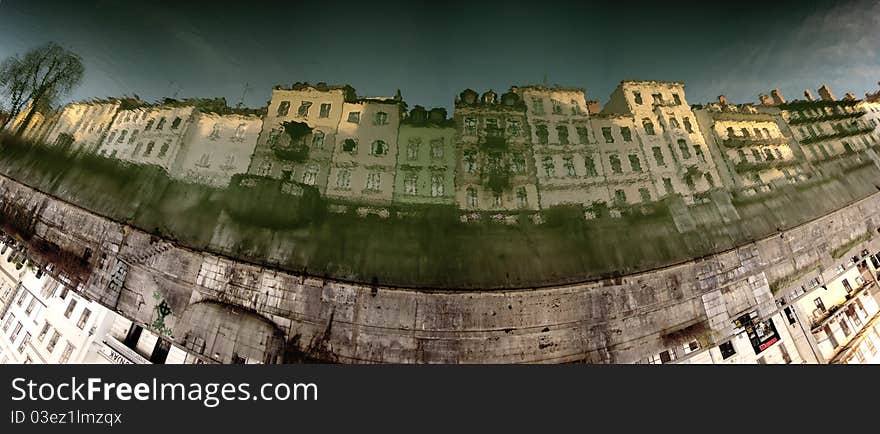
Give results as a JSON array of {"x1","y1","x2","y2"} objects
[{"x1": 2, "y1": 172, "x2": 880, "y2": 363}]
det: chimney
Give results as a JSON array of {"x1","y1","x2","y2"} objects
[
  {"x1": 586, "y1": 100, "x2": 601, "y2": 114},
  {"x1": 818, "y1": 84, "x2": 835, "y2": 101},
  {"x1": 843, "y1": 92, "x2": 856, "y2": 101},
  {"x1": 717, "y1": 95, "x2": 728, "y2": 107},
  {"x1": 804, "y1": 89, "x2": 814, "y2": 101},
  {"x1": 759, "y1": 94, "x2": 772, "y2": 105},
  {"x1": 771, "y1": 88, "x2": 786, "y2": 104}
]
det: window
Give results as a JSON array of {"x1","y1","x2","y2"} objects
[
  {"x1": 156, "y1": 117, "x2": 166, "y2": 130},
  {"x1": 511, "y1": 153, "x2": 525, "y2": 173},
  {"x1": 485, "y1": 118, "x2": 499, "y2": 134},
  {"x1": 117, "y1": 130, "x2": 127, "y2": 143},
  {"x1": 430, "y1": 139, "x2": 444, "y2": 159},
  {"x1": 311, "y1": 130, "x2": 325, "y2": 148},
  {"x1": 374, "y1": 111, "x2": 388, "y2": 125},
  {"x1": 633, "y1": 92, "x2": 642, "y2": 105},
  {"x1": 719, "y1": 341, "x2": 736, "y2": 359},
  {"x1": 584, "y1": 155, "x2": 597, "y2": 176},
  {"x1": 1, "y1": 314, "x2": 12, "y2": 332},
  {"x1": 157, "y1": 141, "x2": 170, "y2": 158},
  {"x1": 556, "y1": 125, "x2": 569, "y2": 145},
  {"x1": 366, "y1": 172, "x2": 381, "y2": 191},
  {"x1": 37, "y1": 323, "x2": 49, "y2": 341},
  {"x1": 669, "y1": 117, "x2": 680, "y2": 129},
  {"x1": 46, "y1": 330, "x2": 60, "y2": 353},
  {"x1": 507, "y1": 119, "x2": 521, "y2": 136},
  {"x1": 663, "y1": 178, "x2": 673, "y2": 194},
  {"x1": 336, "y1": 169, "x2": 351, "y2": 189},
  {"x1": 407, "y1": 140, "x2": 420, "y2": 160},
  {"x1": 464, "y1": 117, "x2": 476, "y2": 135},
  {"x1": 371, "y1": 140, "x2": 388, "y2": 156},
  {"x1": 705, "y1": 173, "x2": 715, "y2": 188},
  {"x1": 563, "y1": 157, "x2": 576, "y2": 177},
  {"x1": 642, "y1": 119, "x2": 655, "y2": 135},
  {"x1": 467, "y1": 188, "x2": 478, "y2": 208},
  {"x1": 63, "y1": 298, "x2": 77, "y2": 318},
  {"x1": 302, "y1": 165, "x2": 318, "y2": 185},
  {"x1": 319, "y1": 103, "x2": 331, "y2": 118},
  {"x1": 342, "y1": 138, "x2": 357, "y2": 153},
  {"x1": 576, "y1": 126, "x2": 589, "y2": 144},
  {"x1": 609, "y1": 154, "x2": 622, "y2": 174},
  {"x1": 570, "y1": 100, "x2": 582, "y2": 115},
  {"x1": 464, "y1": 151, "x2": 477, "y2": 173},
  {"x1": 516, "y1": 187, "x2": 528, "y2": 208},
  {"x1": 678, "y1": 139, "x2": 691, "y2": 158},
  {"x1": 652, "y1": 93, "x2": 663, "y2": 104},
  {"x1": 741, "y1": 127, "x2": 750, "y2": 137},
  {"x1": 639, "y1": 188, "x2": 651, "y2": 202},
  {"x1": 551, "y1": 99, "x2": 562, "y2": 114},
  {"x1": 628, "y1": 154, "x2": 642, "y2": 172},
  {"x1": 531, "y1": 97, "x2": 544, "y2": 114},
  {"x1": 430, "y1": 174, "x2": 445, "y2": 197},
  {"x1": 347, "y1": 111, "x2": 360, "y2": 123},
  {"x1": 401, "y1": 172, "x2": 418, "y2": 196},
  {"x1": 233, "y1": 123, "x2": 247, "y2": 141},
  {"x1": 171, "y1": 117, "x2": 182, "y2": 129},
  {"x1": 77, "y1": 308, "x2": 91, "y2": 330},
  {"x1": 620, "y1": 127, "x2": 632, "y2": 142},
  {"x1": 682, "y1": 340, "x2": 700, "y2": 354},
  {"x1": 602, "y1": 127, "x2": 614, "y2": 143},
  {"x1": 673, "y1": 93, "x2": 682, "y2": 105},
  {"x1": 814, "y1": 297, "x2": 826, "y2": 312},
  {"x1": 535, "y1": 125, "x2": 549, "y2": 144},
  {"x1": 10, "y1": 322, "x2": 22, "y2": 341},
  {"x1": 614, "y1": 189, "x2": 627, "y2": 205},
  {"x1": 25, "y1": 297, "x2": 37, "y2": 316},
  {"x1": 694, "y1": 145, "x2": 705, "y2": 162},
  {"x1": 16, "y1": 289, "x2": 27, "y2": 306},
  {"x1": 128, "y1": 129, "x2": 139, "y2": 144},
  {"x1": 652, "y1": 146, "x2": 665, "y2": 166},
  {"x1": 784, "y1": 307, "x2": 797, "y2": 325},
  {"x1": 196, "y1": 153, "x2": 211, "y2": 168},
  {"x1": 648, "y1": 350, "x2": 675, "y2": 364},
  {"x1": 753, "y1": 127, "x2": 762, "y2": 138},
  {"x1": 542, "y1": 156, "x2": 555, "y2": 177},
  {"x1": 297, "y1": 101, "x2": 312, "y2": 117},
  {"x1": 59, "y1": 342, "x2": 75, "y2": 363},
  {"x1": 207, "y1": 123, "x2": 221, "y2": 140},
  {"x1": 17, "y1": 332, "x2": 30, "y2": 354}
]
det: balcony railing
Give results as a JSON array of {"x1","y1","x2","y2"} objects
[
  {"x1": 789, "y1": 110, "x2": 866, "y2": 125},
  {"x1": 810, "y1": 280, "x2": 875, "y2": 332},
  {"x1": 734, "y1": 158, "x2": 799, "y2": 173},
  {"x1": 799, "y1": 126, "x2": 875, "y2": 145},
  {"x1": 722, "y1": 136, "x2": 788, "y2": 148},
  {"x1": 271, "y1": 144, "x2": 309, "y2": 162}
]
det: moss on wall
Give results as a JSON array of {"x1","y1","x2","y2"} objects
[{"x1": 3, "y1": 132, "x2": 880, "y2": 289}]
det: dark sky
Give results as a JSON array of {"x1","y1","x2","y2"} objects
[{"x1": 1, "y1": 0, "x2": 879, "y2": 111}]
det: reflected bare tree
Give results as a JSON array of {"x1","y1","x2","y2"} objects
[{"x1": 0, "y1": 42, "x2": 84, "y2": 134}]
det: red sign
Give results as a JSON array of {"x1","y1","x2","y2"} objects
[{"x1": 758, "y1": 337, "x2": 779, "y2": 351}]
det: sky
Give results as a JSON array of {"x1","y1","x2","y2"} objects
[{"x1": 1, "y1": 0, "x2": 879, "y2": 112}]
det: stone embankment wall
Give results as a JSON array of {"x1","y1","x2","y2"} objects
[{"x1": 2, "y1": 165, "x2": 880, "y2": 363}]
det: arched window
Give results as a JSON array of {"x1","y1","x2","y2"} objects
[
  {"x1": 311, "y1": 130, "x2": 325, "y2": 149},
  {"x1": 157, "y1": 141, "x2": 170, "y2": 158},
  {"x1": 276, "y1": 101, "x2": 290, "y2": 117},
  {"x1": 208, "y1": 123, "x2": 221, "y2": 140},
  {"x1": 117, "y1": 130, "x2": 127, "y2": 143},
  {"x1": 144, "y1": 141, "x2": 155, "y2": 156},
  {"x1": 128, "y1": 130, "x2": 139, "y2": 144},
  {"x1": 371, "y1": 140, "x2": 387, "y2": 155},
  {"x1": 642, "y1": 119, "x2": 655, "y2": 135},
  {"x1": 145, "y1": 119, "x2": 154, "y2": 131}
]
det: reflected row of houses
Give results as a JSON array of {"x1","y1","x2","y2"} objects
[{"x1": 7, "y1": 80, "x2": 880, "y2": 212}]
